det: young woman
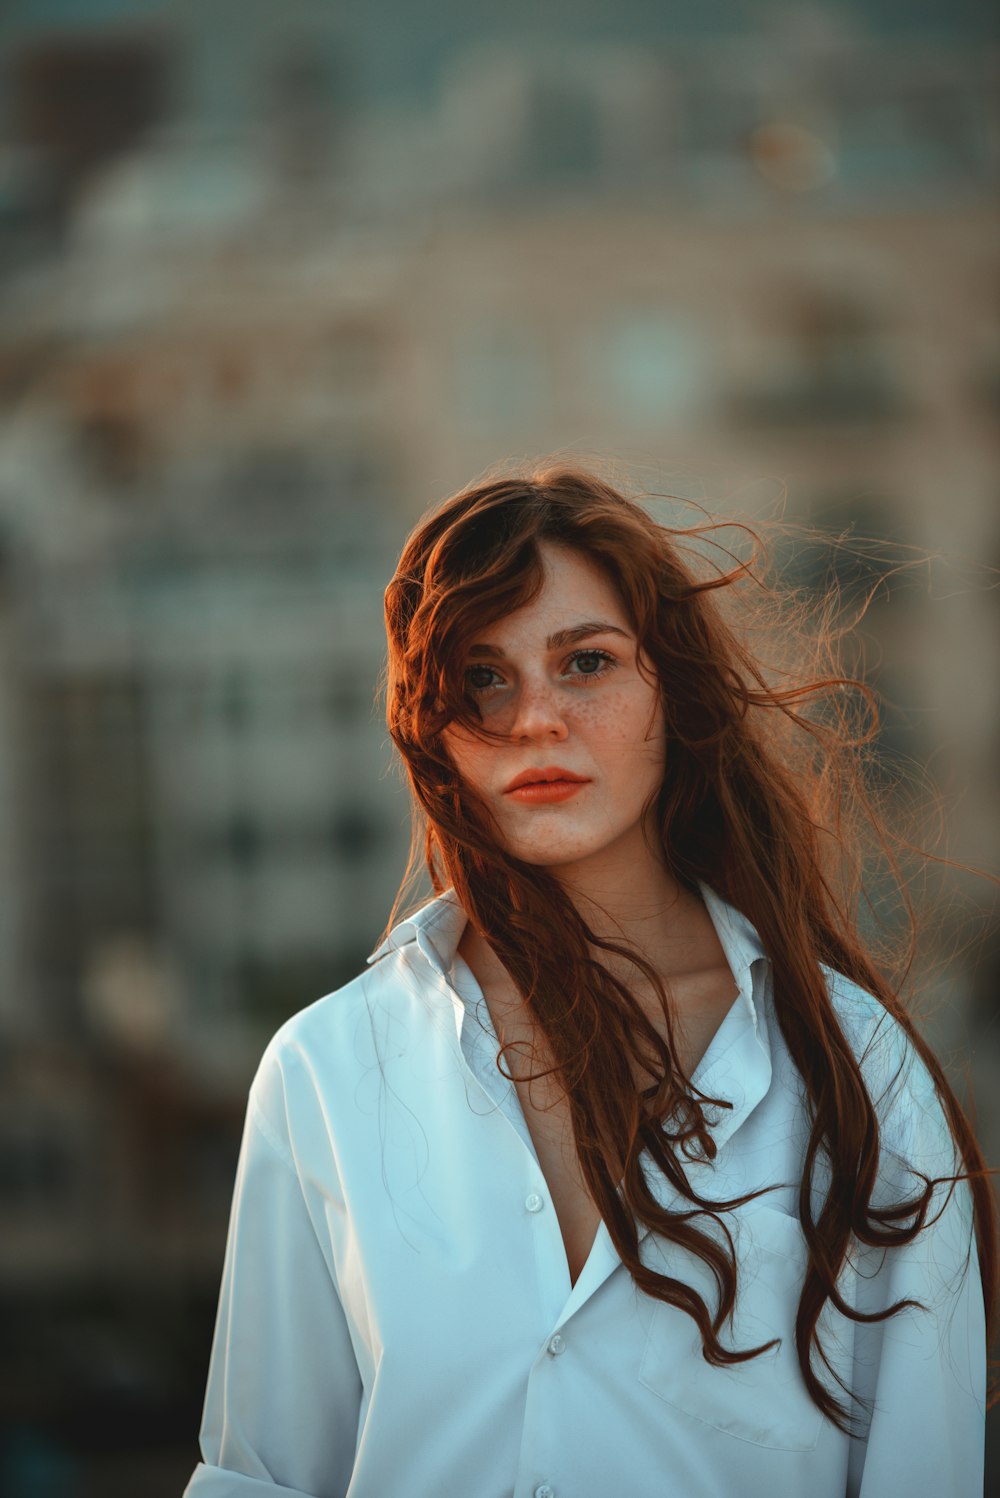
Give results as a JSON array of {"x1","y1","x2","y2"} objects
[{"x1": 185, "y1": 464, "x2": 996, "y2": 1498}]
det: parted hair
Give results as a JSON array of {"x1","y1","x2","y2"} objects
[{"x1": 380, "y1": 459, "x2": 998, "y2": 1432}]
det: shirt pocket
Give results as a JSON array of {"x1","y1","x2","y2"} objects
[{"x1": 638, "y1": 1206, "x2": 824, "y2": 1451}]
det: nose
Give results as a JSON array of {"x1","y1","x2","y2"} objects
[{"x1": 507, "y1": 676, "x2": 569, "y2": 743}]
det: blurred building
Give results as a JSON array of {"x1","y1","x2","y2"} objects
[{"x1": 0, "y1": 5, "x2": 996, "y2": 1491}]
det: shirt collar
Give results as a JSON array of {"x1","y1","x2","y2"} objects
[
  {"x1": 367, "y1": 881, "x2": 773, "y2": 1159},
  {"x1": 367, "y1": 887, "x2": 468, "y2": 978},
  {"x1": 697, "y1": 882, "x2": 768, "y2": 1031},
  {"x1": 367, "y1": 881, "x2": 769, "y2": 1006}
]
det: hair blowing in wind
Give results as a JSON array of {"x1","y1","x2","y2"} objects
[{"x1": 380, "y1": 460, "x2": 998, "y2": 1434}]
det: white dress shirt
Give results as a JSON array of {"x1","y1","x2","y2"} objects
[{"x1": 184, "y1": 885, "x2": 985, "y2": 1498}]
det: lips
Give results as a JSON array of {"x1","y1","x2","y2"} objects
[{"x1": 504, "y1": 766, "x2": 590, "y2": 793}]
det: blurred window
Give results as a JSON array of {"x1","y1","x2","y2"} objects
[
  {"x1": 321, "y1": 321, "x2": 387, "y2": 390},
  {"x1": 0, "y1": 1111, "x2": 77, "y2": 1210},
  {"x1": 327, "y1": 672, "x2": 373, "y2": 723},
  {"x1": 779, "y1": 489, "x2": 910, "y2": 603},
  {"x1": 834, "y1": 77, "x2": 986, "y2": 183},
  {"x1": 729, "y1": 289, "x2": 907, "y2": 428},
  {"x1": 12, "y1": 33, "x2": 171, "y2": 208},
  {"x1": 327, "y1": 807, "x2": 384, "y2": 861},
  {"x1": 676, "y1": 79, "x2": 758, "y2": 155},
  {"x1": 234, "y1": 947, "x2": 365, "y2": 1033},
  {"x1": 75, "y1": 410, "x2": 148, "y2": 489},
  {"x1": 775, "y1": 489, "x2": 923, "y2": 774},
  {"x1": 524, "y1": 79, "x2": 601, "y2": 182},
  {"x1": 218, "y1": 447, "x2": 321, "y2": 523},
  {"x1": 23, "y1": 672, "x2": 156, "y2": 1023},
  {"x1": 224, "y1": 813, "x2": 263, "y2": 870},
  {"x1": 210, "y1": 445, "x2": 392, "y2": 561},
  {"x1": 600, "y1": 309, "x2": 711, "y2": 425},
  {"x1": 453, "y1": 320, "x2": 547, "y2": 431}
]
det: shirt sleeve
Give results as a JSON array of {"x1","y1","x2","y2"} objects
[
  {"x1": 845, "y1": 1034, "x2": 986, "y2": 1498},
  {"x1": 183, "y1": 1085, "x2": 362, "y2": 1498}
]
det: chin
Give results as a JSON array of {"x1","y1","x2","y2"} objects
[{"x1": 508, "y1": 837, "x2": 607, "y2": 868}]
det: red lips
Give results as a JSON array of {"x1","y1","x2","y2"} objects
[{"x1": 504, "y1": 766, "x2": 590, "y2": 793}]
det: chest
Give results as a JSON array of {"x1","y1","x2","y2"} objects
[
  {"x1": 507, "y1": 1062, "x2": 602, "y2": 1288},
  {"x1": 489, "y1": 974, "x2": 738, "y2": 1289}
]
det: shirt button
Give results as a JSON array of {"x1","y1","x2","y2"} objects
[
  {"x1": 547, "y1": 1334, "x2": 566, "y2": 1356},
  {"x1": 534, "y1": 1486, "x2": 555, "y2": 1498},
  {"x1": 524, "y1": 1192, "x2": 544, "y2": 1213}
]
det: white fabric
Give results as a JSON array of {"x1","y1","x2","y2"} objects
[{"x1": 184, "y1": 885, "x2": 985, "y2": 1498}]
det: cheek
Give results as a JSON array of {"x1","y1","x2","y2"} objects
[
  {"x1": 441, "y1": 729, "x2": 490, "y2": 790},
  {"x1": 581, "y1": 688, "x2": 664, "y2": 754}
]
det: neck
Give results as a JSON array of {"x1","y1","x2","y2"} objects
[
  {"x1": 458, "y1": 822, "x2": 720, "y2": 992},
  {"x1": 555, "y1": 833, "x2": 681, "y2": 935},
  {"x1": 549, "y1": 826, "x2": 707, "y2": 976}
]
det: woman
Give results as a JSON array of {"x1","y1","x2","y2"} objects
[{"x1": 185, "y1": 463, "x2": 996, "y2": 1497}]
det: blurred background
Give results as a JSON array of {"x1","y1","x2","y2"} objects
[{"x1": 0, "y1": 1, "x2": 996, "y2": 1493}]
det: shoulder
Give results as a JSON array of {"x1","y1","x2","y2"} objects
[
  {"x1": 820, "y1": 965, "x2": 960, "y2": 1178},
  {"x1": 819, "y1": 967, "x2": 979, "y2": 1300},
  {"x1": 245, "y1": 947, "x2": 438, "y2": 1153}
]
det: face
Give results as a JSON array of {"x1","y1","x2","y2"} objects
[{"x1": 441, "y1": 542, "x2": 667, "y2": 880}]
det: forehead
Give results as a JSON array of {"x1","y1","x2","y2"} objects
[{"x1": 471, "y1": 543, "x2": 630, "y2": 641}]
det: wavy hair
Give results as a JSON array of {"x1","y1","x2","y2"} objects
[{"x1": 380, "y1": 459, "x2": 998, "y2": 1433}]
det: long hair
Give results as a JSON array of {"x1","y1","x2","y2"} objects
[{"x1": 380, "y1": 459, "x2": 998, "y2": 1433}]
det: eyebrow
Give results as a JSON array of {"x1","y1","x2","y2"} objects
[{"x1": 465, "y1": 620, "x2": 633, "y2": 658}]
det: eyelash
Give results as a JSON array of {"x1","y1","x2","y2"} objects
[{"x1": 464, "y1": 649, "x2": 617, "y2": 697}]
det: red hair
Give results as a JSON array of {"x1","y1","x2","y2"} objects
[{"x1": 381, "y1": 459, "x2": 998, "y2": 1433}]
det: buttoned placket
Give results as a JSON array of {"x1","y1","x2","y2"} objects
[
  {"x1": 395, "y1": 895, "x2": 774, "y2": 1287},
  {"x1": 442, "y1": 931, "x2": 772, "y2": 1290},
  {"x1": 380, "y1": 908, "x2": 582, "y2": 1322},
  {"x1": 435, "y1": 946, "x2": 594, "y2": 1498},
  {"x1": 444, "y1": 949, "x2": 582, "y2": 1319},
  {"x1": 368, "y1": 890, "x2": 775, "y2": 1498}
]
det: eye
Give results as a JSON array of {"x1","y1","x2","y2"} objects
[
  {"x1": 464, "y1": 664, "x2": 504, "y2": 696},
  {"x1": 564, "y1": 648, "x2": 615, "y2": 681}
]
